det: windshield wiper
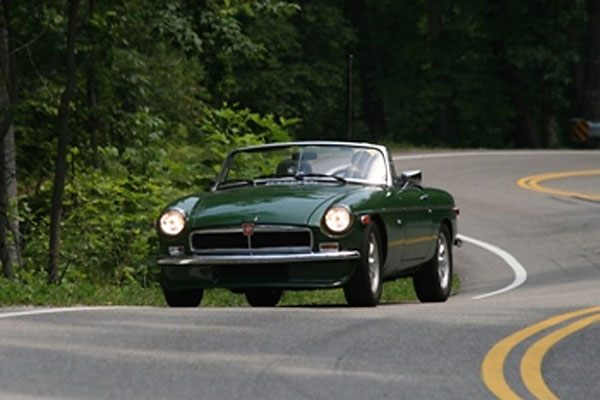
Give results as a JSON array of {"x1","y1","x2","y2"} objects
[
  {"x1": 217, "y1": 179, "x2": 254, "y2": 189},
  {"x1": 253, "y1": 174, "x2": 297, "y2": 185},
  {"x1": 295, "y1": 173, "x2": 346, "y2": 184}
]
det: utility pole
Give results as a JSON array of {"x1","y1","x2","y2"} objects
[{"x1": 347, "y1": 53, "x2": 353, "y2": 141}]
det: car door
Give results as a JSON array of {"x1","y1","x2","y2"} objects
[
  {"x1": 378, "y1": 186, "x2": 407, "y2": 276},
  {"x1": 399, "y1": 185, "x2": 434, "y2": 262}
]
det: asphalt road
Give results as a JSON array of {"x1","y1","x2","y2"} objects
[{"x1": 1, "y1": 150, "x2": 599, "y2": 400}]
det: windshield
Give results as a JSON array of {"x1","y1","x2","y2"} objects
[{"x1": 217, "y1": 144, "x2": 388, "y2": 188}]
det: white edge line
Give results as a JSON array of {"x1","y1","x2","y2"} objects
[
  {"x1": 0, "y1": 306, "x2": 121, "y2": 319},
  {"x1": 392, "y1": 150, "x2": 534, "y2": 298},
  {"x1": 393, "y1": 150, "x2": 600, "y2": 161},
  {"x1": 457, "y1": 234, "x2": 527, "y2": 299}
]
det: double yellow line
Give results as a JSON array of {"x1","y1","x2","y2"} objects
[
  {"x1": 482, "y1": 306, "x2": 600, "y2": 399},
  {"x1": 483, "y1": 170, "x2": 599, "y2": 397},
  {"x1": 518, "y1": 170, "x2": 600, "y2": 201}
]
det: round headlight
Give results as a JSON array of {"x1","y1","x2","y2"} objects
[
  {"x1": 159, "y1": 209, "x2": 186, "y2": 236},
  {"x1": 324, "y1": 205, "x2": 352, "y2": 234}
]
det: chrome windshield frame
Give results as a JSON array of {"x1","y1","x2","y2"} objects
[{"x1": 213, "y1": 141, "x2": 394, "y2": 191}]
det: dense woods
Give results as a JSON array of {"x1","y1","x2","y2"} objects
[{"x1": 0, "y1": 0, "x2": 598, "y2": 287}]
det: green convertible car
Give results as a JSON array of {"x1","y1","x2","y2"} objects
[{"x1": 157, "y1": 141, "x2": 459, "y2": 307}]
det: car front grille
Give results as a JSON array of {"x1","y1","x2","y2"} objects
[{"x1": 190, "y1": 225, "x2": 313, "y2": 254}]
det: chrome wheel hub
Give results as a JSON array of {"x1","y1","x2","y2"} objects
[
  {"x1": 368, "y1": 232, "x2": 381, "y2": 294},
  {"x1": 437, "y1": 234, "x2": 450, "y2": 290}
]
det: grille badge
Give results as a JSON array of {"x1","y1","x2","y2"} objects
[{"x1": 242, "y1": 223, "x2": 255, "y2": 237}]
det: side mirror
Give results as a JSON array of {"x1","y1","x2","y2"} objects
[{"x1": 400, "y1": 170, "x2": 422, "y2": 187}]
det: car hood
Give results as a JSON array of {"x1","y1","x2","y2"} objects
[{"x1": 189, "y1": 184, "x2": 356, "y2": 227}]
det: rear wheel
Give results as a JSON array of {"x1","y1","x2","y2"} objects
[
  {"x1": 344, "y1": 223, "x2": 383, "y2": 307},
  {"x1": 162, "y1": 286, "x2": 204, "y2": 307},
  {"x1": 413, "y1": 225, "x2": 452, "y2": 302},
  {"x1": 245, "y1": 288, "x2": 283, "y2": 307}
]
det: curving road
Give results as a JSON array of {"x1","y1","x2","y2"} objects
[{"x1": 1, "y1": 150, "x2": 599, "y2": 399}]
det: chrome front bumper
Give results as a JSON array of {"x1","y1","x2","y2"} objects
[{"x1": 158, "y1": 251, "x2": 361, "y2": 266}]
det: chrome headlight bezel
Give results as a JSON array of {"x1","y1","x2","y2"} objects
[
  {"x1": 159, "y1": 208, "x2": 187, "y2": 237},
  {"x1": 323, "y1": 204, "x2": 353, "y2": 234}
]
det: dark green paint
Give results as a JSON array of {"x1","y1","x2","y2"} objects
[{"x1": 158, "y1": 144, "x2": 457, "y2": 292}]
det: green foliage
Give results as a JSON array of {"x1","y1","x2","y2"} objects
[
  {"x1": 0, "y1": 273, "x2": 165, "y2": 306},
  {"x1": 20, "y1": 103, "x2": 294, "y2": 287},
  {"x1": 232, "y1": 1, "x2": 355, "y2": 139},
  {"x1": 12, "y1": 0, "x2": 298, "y2": 290},
  {"x1": 366, "y1": 1, "x2": 514, "y2": 147},
  {"x1": 2, "y1": 0, "x2": 594, "y2": 299},
  {"x1": 343, "y1": 0, "x2": 587, "y2": 147}
]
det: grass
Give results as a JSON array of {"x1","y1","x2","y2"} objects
[
  {"x1": 0, "y1": 275, "x2": 459, "y2": 308},
  {"x1": 0, "y1": 279, "x2": 166, "y2": 307},
  {"x1": 202, "y1": 278, "x2": 420, "y2": 307}
]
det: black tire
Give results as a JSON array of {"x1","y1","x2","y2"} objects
[
  {"x1": 413, "y1": 225, "x2": 452, "y2": 302},
  {"x1": 162, "y1": 286, "x2": 203, "y2": 307},
  {"x1": 343, "y1": 223, "x2": 383, "y2": 307},
  {"x1": 245, "y1": 288, "x2": 283, "y2": 307}
]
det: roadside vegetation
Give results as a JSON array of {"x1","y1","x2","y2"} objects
[
  {"x1": 0, "y1": 274, "x2": 460, "y2": 307},
  {"x1": 0, "y1": 278, "x2": 418, "y2": 307},
  {"x1": 0, "y1": 1, "x2": 595, "y2": 305}
]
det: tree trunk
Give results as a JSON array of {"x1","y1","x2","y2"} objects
[
  {"x1": 511, "y1": 78, "x2": 541, "y2": 148},
  {"x1": 0, "y1": 14, "x2": 12, "y2": 281},
  {"x1": 345, "y1": 0, "x2": 388, "y2": 138},
  {"x1": 48, "y1": 0, "x2": 80, "y2": 283},
  {"x1": 0, "y1": 125, "x2": 11, "y2": 280},
  {"x1": 4, "y1": 124, "x2": 20, "y2": 268},
  {"x1": 487, "y1": 1, "x2": 540, "y2": 148},
  {"x1": 87, "y1": 0, "x2": 100, "y2": 168},
  {"x1": 566, "y1": 0, "x2": 584, "y2": 115},
  {"x1": 543, "y1": 112, "x2": 559, "y2": 148},
  {"x1": 0, "y1": 0, "x2": 21, "y2": 280},
  {"x1": 583, "y1": 0, "x2": 600, "y2": 120},
  {"x1": 427, "y1": 0, "x2": 457, "y2": 146},
  {"x1": 87, "y1": 74, "x2": 99, "y2": 168}
]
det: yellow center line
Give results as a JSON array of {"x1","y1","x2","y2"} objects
[
  {"x1": 481, "y1": 306, "x2": 600, "y2": 399},
  {"x1": 520, "y1": 313, "x2": 600, "y2": 400},
  {"x1": 517, "y1": 170, "x2": 600, "y2": 201}
]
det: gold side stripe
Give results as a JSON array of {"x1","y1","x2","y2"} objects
[{"x1": 389, "y1": 235, "x2": 437, "y2": 248}]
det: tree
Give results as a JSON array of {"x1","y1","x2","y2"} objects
[
  {"x1": 582, "y1": 0, "x2": 600, "y2": 120},
  {"x1": 86, "y1": 0, "x2": 100, "y2": 168},
  {"x1": 0, "y1": 0, "x2": 596, "y2": 291},
  {"x1": 48, "y1": 0, "x2": 80, "y2": 283},
  {"x1": 346, "y1": 0, "x2": 387, "y2": 139},
  {"x1": 0, "y1": 0, "x2": 22, "y2": 280},
  {"x1": 230, "y1": 1, "x2": 354, "y2": 140}
]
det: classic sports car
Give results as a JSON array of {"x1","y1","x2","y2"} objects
[{"x1": 157, "y1": 141, "x2": 458, "y2": 307}]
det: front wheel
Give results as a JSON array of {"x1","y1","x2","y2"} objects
[
  {"x1": 413, "y1": 225, "x2": 452, "y2": 302},
  {"x1": 344, "y1": 223, "x2": 383, "y2": 307},
  {"x1": 162, "y1": 286, "x2": 204, "y2": 307},
  {"x1": 245, "y1": 288, "x2": 283, "y2": 307}
]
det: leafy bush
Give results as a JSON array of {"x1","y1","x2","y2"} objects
[{"x1": 19, "y1": 105, "x2": 295, "y2": 287}]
